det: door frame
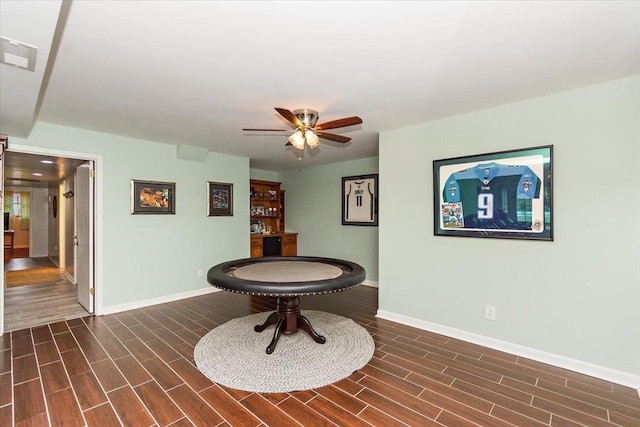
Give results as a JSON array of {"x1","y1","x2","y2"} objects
[
  {"x1": 0, "y1": 144, "x2": 103, "y2": 336},
  {"x1": 75, "y1": 162, "x2": 94, "y2": 312},
  {"x1": 0, "y1": 139, "x2": 5, "y2": 336}
]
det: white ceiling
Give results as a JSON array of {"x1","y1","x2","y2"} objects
[{"x1": 1, "y1": 1, "x2": 639, "y2": 172}]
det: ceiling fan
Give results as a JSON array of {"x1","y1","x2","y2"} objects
[{"x1": 243, "y1": 108, "x2": 363, "y2": 151}]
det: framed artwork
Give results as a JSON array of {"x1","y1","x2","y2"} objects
[
  {"x1": 207, "y1": 181, "x2": 233, "y2": 216},
  {"x1": 131, "y1": 180, "x2": 176, "y2": 214},
  {"x1": 342, "y1": 174, "x2": 378, "y2": 226},
  {"x1": 433, "y1": 145, "x2": 553, "y2": 241}
]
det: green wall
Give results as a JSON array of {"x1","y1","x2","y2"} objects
[
  {"x1": 249, "y1": 168, "x2": 280, "y2": 182},
  {"x1": 379, "y1": 76, "x2": 640, "y2": 381},
  {"x1": 8, "y1": 122, "x2": 249, "y2": 310},
  {"x1": 279, "y1": 157, "x2": 379, "y2": 282}
]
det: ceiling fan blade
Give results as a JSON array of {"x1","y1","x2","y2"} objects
[
  {"x1": 275, "y1": 107, "x2": 303, "y2": 128},
  {"x1": 316, "y1": 132, "x2": 352, "y2": 143},
  {"x1": 242, "y1": 128, "x2": 289, "y2": 132},
  {"x1": 314, "y1": 116, "x2": 362, "y2": 131}
]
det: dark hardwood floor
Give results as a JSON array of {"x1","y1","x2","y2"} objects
[{"x1": 1, "y1": 286, "x2": 638, "y2": 426}]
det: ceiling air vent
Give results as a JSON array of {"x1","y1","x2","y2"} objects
[{"x1": 0, "y1": 36, "x2": 37, "y2": 71}]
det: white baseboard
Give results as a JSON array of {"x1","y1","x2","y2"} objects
[
  {"x1": 362, "y1": 280, "x2": 378, "y2": 288},
  {"x1": 102, "y1": 282, "x2": 377, "y2": 315},
  {"x1": 48, "y1": 256, "x2": 60, "y2": 268},
  {"x1": 63, "y1": 271, "x2": 75, "y2": 285},
  {"x1": 102, "y1": 287, "x2": 221, "y2": 315},
  {"x1": 377, "y1": 309, "x2": 640, "y2": 391}
]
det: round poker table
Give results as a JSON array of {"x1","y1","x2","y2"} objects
[{"x1": 207, "y1": 256, "x2": 366, "y2": 354}]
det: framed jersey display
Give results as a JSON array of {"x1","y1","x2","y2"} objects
[
  {"x1": 342, "y1": 174, "x2": 378, "y2": 226},
  {"x1": 433, "y1": 145, "x2": 553, "y2": 240}
]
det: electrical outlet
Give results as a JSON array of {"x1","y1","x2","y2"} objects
[
  {"x1": 197, "y1": 269, "x2": 203, "y2": 278},
  {"x1": 485, "y1": 305, "x2": 496, "y2": 321}
]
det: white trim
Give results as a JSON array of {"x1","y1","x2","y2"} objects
[
  {"x1": 376, "y1": 309, "x2": 640, "y2": 390},
  {"x1": 63, "y1": 270, "x2": 75, "y2": 285},
  {"x1": 362, "y1": 280, "x2": 378, "y2": 288},
  {"x1": 8, "y1": 144, "x2": 104, "y2": 316},
  {"x1": 102, "y1": 287, "x2": 221, "y2": 315},
  {"x1": 0, "y1": 144, "x2": 101, "y2": 336},
  {"x1": 48, "y1": 255, "x2": 60, "y2": 268},
  {"x1": 106, "y1": 282, "x2": 377, "y2": 323}
]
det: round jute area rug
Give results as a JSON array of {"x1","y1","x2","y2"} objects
[{"x1": 194, "y1": 310, "x2": 374, "y2": 393}]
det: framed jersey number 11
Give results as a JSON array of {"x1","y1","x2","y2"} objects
[
  {"x1": 343, "y1": 174, "x2": 378, "y2": 226},
  {"x1": 433, "y1": 145, "x2": 553, "y2": 241}
]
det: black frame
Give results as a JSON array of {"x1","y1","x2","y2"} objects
[
  {"x1": 342, "y1": 174, "x2": 378, "y2": 226},
  {"x1": 433, "y1": 145, "x2": 553, "y2": 240},
  {"x1": 131, "y1": 179, "x2": 176, "y2": 214},
  {"x1": 207, "y1": 181, "x2": 233, "y2": 216}
]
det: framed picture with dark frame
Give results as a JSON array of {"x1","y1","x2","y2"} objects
[
  {"x1": 207, "y1": 181, "x2": 233, "y2": 216},
  {"x1": 433, "y1": 145, "x2": 553, "y2": 241},
  {"x1": 131, "y1": 179, "x2": 176, "y2": 214},
  {"x1": 342, "y1": 174, "x2": 378, "y2": 226}
]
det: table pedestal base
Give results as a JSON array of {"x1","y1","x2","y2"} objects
[{"x1": 254, "y1": 296, "x2": 326, "y2": 354}]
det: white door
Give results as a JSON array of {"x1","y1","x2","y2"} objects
[
  {"x1": 75, "y1": 163, "x2": 94, "y2": 312},
  {"x1": 0, "y1": 139, "x2": 5, "y2": 335}
]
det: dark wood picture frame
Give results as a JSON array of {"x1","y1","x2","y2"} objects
[
  {"x1": 207, "y1": 181, "x2": 233, "y2": 216},
  {"x1": 433, "y1": 145, "x2": 553, "y2": 240},
  {"x1": 342, "y1": 174, "x2": 378, "y2": 226},
  {"x1": 131, "y1": 180, "x2": 176, "y2": 214}
]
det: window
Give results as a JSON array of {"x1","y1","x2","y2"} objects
[
  {"x1": 11, "y1": 192, "x2": 21, "y2": 216},
  {"x1": 3, "y1": 190, "x2": 30, "y2": 230}
]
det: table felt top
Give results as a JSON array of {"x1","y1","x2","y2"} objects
[{"x1": 232, "y1": 261, "x2": 342, "y2": 282}]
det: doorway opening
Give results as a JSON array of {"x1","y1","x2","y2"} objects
[{"x1": 2, "y1": 146, "x2": 98, "y2": 333}]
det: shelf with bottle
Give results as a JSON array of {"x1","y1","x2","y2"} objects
[
  {"x1": 250, "y1": 189, "x2": 279, "y2": 201},
  {"x1": 250, "y1": 206, "x2": 278, "y2": 217},
  {"x1": 250, "y1": 179, "x2": 282, "y2": 236}
]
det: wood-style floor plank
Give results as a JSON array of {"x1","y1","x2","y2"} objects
[
  {"x1": 2, "y1": 286, "x2": 639, "y2": 427},
  {"x1": 305, "y1": 394, "x2": 372, "y2": 427},
  {"x1": 90, "y1": 358, "x2": 128, "y2": 392},
  {"x1": 13, "y1": 378, "x2": 47, "y2": 425},
  {"x1": 39, "y1": 361, "x2": 70, "y2": 395},
  {"x1": 108, "y1": 385, "x2": 156, "y2": 427},
  {"x1": 277, "y1": 396, "x2": 336, "y2": 427},
  {"x1": 83, "y1": 402, "x2": 122, "y2": 427},
  {"x1": 199, "y1": 385, "x2": 262, "y2": 427},
  {"x1": 167, "y1": 383, "x2": 225, "y2": 426},
  {"x1": 135, "y1": 381, "x2": 189, "y2": 426},
  {"x1": 240, "y1": 393, "x2": 301, "y2": 427},
  {"x1": 45, "y1": 387, "x2": 84, "y2": 427},
  {"x1": 67, "y1": 371, "x2": 108, "y2": 411}
]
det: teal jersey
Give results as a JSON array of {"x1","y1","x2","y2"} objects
[{"x1": 443, "y1": 162, "x2": 540, "y2": 229}]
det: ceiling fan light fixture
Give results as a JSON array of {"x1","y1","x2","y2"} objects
[
  {"x1": 293, "y1": 109, "x2": 319, "y2": 127},
  {"x1": 305, "y1": 130, "x2": 319, "y2": 148},
  {"x1": 288, "y1": 130, "x2": 306, "y2": 150},
  {"x1": 245, "y1": 107, "x2": 363, "y2": 158}
]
